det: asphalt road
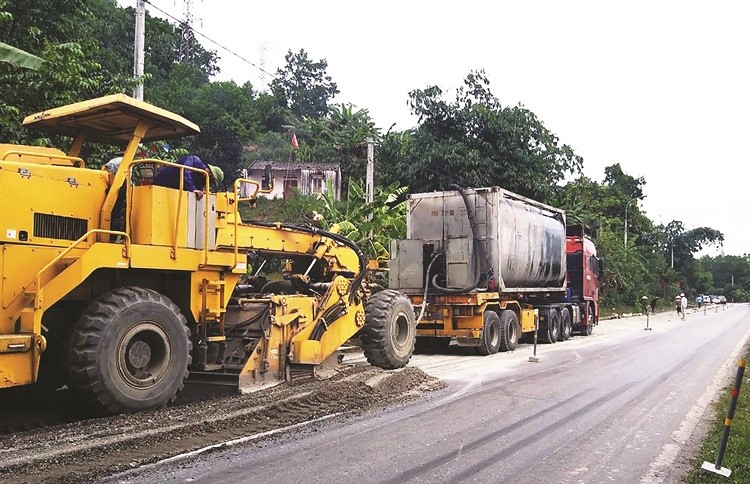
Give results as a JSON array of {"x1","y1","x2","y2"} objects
[{"x1": 116, "y1": 304, "x2": 750, "y2": 484}]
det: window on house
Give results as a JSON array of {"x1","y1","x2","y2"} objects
[
  {"x1": 283, "y1": 178, "x2": 298, "y2": 198},
  {"x1": 311, "y1": 176, "x2": 323, "y2": 194}
]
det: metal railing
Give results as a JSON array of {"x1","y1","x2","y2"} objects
[
  {"x1": 125, "y1": 158, "x2": 212, "y2": 266},
  {"x1": 232, "y1": 178, "x2": 261, "y2": 268},
  {"x1": 1, "y1": 150, "x2": 85, "y2": 168}
]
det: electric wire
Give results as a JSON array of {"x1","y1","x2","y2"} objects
[{"x1": 142, "y1": 0, "x2": 277, "y2": 80}]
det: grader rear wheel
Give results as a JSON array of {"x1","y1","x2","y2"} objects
[
  {"x1": 361, "y1": 290, "x2": 416, "y2": 369},
  {"x1": 67, "y1": 286, "x2": 191, "y2": 415}
]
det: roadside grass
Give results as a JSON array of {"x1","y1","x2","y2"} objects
[{"x1": 684, "y1": 350, "x2": 750, "y2": 483}]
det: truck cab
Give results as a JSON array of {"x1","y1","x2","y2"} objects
[{"x1": 565, "y1": 225, "x2": 602, "y2": 332}]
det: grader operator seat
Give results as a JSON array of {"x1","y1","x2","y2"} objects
[{"x1": 22, "y1": 94, "x2": 201, "y2": 238}]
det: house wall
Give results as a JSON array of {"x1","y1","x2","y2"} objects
[{"x1": 242, "y1": 165, "x2": 341, "y2": 200}]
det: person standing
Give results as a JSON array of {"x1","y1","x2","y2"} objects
[
  {"x1": 680, "y1": 293, "x2": 688, "y2": 320},
  {"x1": 640, "y1": 296, "x2": 649, "y2": 316},
  {"x1": 650, "y1": 296, "x2": 659, "y2": 314},
  {"x1": 153, "y1": 154, "x2": 224, "y2": 200}
]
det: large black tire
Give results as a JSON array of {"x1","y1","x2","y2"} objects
[
  {"x1": 539, "y1": 308, "x2": 560, "y2": 344},
  {"x1": 478, "y1": 311, "x2": 501, "y2": 355},
  {"x1": 560, "y1": 308, "x2": 572, "y2": 341},
  {"x1": 498, "y1": 310, "x2": 519, "y2": 352},
  {"x1": 580, "y1": 303, "x2": 595, "y2": 336},
  {"x1": 67, "y1": 286, "x2": 191, "y2": 415},
  {"x1": 361, "y1": 290, "x2": 416, "y2": 369}
]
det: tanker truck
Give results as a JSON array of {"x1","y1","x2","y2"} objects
[{"x1": 387, "y1": 185, "x2": 602, "y2": 355}]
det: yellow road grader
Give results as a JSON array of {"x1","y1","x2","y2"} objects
[{"x1": 0, "y1": 94, "x2": 416, "y2": 414}]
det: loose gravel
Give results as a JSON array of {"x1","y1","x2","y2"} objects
[{"x1": 0, "y1": 365, "x2": 445, "y2": 483}]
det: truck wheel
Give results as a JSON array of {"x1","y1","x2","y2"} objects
[
  {"x1": 538, "y1": 308, "x2": 558, "y2": 344},
  {"x1": 498, "y1": 310, "x2": 519, "y2": 352},
  {"x1": 560, "y1": 308, "x2": 572, "y2": 341},
  {"x1": 362, "y1": 290, "x2": 416, "y2": 369},
  {"x1": 580, "y1": 303, "x2": 595, "y2": 336},
  {"x1": 478, "y1": 311, "x2": 501, "y2": 355},
  {"x1": 67, "y1": 287, "x2": 191, "y2": 415}
]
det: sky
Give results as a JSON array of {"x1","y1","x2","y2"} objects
[{"x1": 122, "y1": 0, "x2": 749, "y2": 256}]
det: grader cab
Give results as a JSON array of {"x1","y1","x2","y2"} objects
[{"x1": 0, "y1": 94, "x2": 415, "y2": 414}]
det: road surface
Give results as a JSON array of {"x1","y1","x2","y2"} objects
[{"x1": 114, "y1": 304, "x2": 750, "y2": 483}]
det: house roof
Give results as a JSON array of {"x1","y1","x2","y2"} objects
[{"x1": 247, "y1": 160, "x2": 340, "y2": 171}]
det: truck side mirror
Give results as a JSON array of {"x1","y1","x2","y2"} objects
[{"x1": 597, "y1": 258, "x2": 605, "y2": 277}]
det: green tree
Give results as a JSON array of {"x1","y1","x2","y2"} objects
[
  {"x1": 271, "y1": 49, "x2": 339, "y2": 119},
  {"x1": 378, "y1": 70, "x2": 582, "y2": 201}
]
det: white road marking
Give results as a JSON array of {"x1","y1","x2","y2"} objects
[{"x1": 111, "y1": 413, "x2": 341, "y2": 482}]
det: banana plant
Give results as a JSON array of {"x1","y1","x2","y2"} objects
[
  {"x1": 316, "y1": 179, "x2": 407, "y2": 259},
  {"x1": 0, "y1": 42, "x2": 44, "y2": 70}
]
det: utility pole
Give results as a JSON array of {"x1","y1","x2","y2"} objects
[
  {"x1": 133, "y1": 0, "x2": 146, "y2": 100},
  {"x1": 365, "y1": 137, "x2": 374, "y2": 204},
  {"x1": 624, "y1": 196, "x2": 645, "y2": 247},
  {"x1": 671, "y1": 240, "x2": 674, "y2": 268}
]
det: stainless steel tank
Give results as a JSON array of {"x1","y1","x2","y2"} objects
[{"x1": 404, "y1": 186, "x2": 567, "y2": 292}]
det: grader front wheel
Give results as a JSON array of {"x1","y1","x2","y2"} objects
[
  {"x1": 67, "y1": 286, "x2": 191, "y2": 415},
  {"x1": 361, "y1": 290, "x2": 416, "y2": 369}
]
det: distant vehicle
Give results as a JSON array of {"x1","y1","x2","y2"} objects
[
  {"x1": 719, "y1": 295, "x2": 727, "y2": 304},
  {"x1": 711, "y1": 296, "x2": 721, "y2": 304}
]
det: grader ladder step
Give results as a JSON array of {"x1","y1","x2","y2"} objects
[{"x1": 203, "y1": 281, "x2": 226, "y2": 292}]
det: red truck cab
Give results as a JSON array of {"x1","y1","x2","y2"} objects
[{"x1": 565, "y1": 225, "x2": 602, "y2": 332}]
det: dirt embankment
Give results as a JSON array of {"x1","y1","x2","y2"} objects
[{"x1": 0, "y1": 366, "x2": 445, "y2": 483}]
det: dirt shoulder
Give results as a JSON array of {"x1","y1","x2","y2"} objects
[{"x1": 0, "y1": 365, "x2": 445, "y2": 484}]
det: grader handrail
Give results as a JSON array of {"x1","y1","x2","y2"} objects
[
  {"x1": 34, "y1": 229, "x2": 131, "y2": 309},
  {"x1": 127, "y1": 158, "x2": 211, "y2": 266},
  {"x1": 232, "y1": 177, "x2": 276, "y2": 268},
  {"x1": 233, "y1": 178, "x2": 259, "y2": 268},
  {"x1": 1, "y1": 150, "x2": 85, "y2": 168}
]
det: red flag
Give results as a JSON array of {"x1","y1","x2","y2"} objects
[{"x1": 291, "y1": 133, "x2": 299, "y2": 149}]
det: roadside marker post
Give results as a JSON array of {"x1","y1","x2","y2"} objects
[
  {"x1": 644, "y1": 312, "x2": 652, "y2": 331},
  {"x1": 702, "y1": 358, "x2": 746, "y2": 478},
  {"x1": 529, "y1": 310, "x2": 540, "y2": 363}
]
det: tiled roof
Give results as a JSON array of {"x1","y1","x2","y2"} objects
[{"x1": 247, "y1": 160, "x2": 340, "y2": 171}]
